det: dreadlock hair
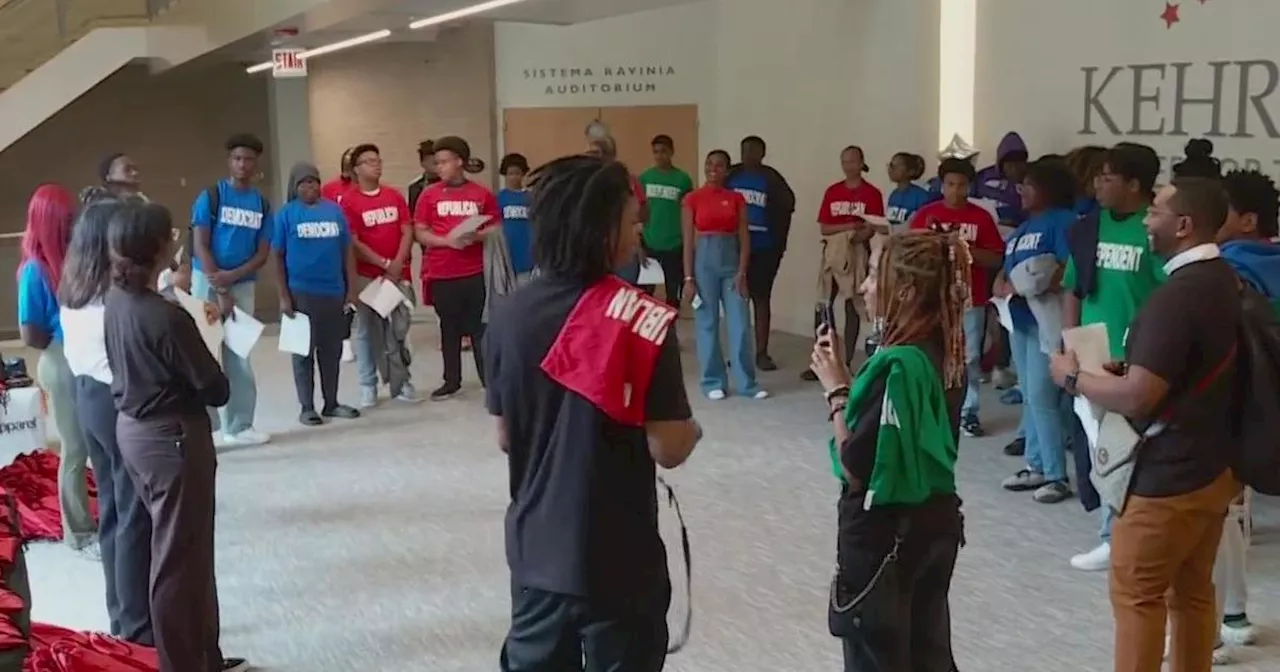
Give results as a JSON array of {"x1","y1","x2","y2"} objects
[
  {"x1": 1222, "y1": 169, "x2": 1280, "y2": 239},
  {"x1": 527, "y1": 154, "x2": 635, "y2": 282},
  {"x1": 1065, "y1": 145, "x2": 1107, "y2": 195},
  {"x1": 873, "y1": 231, "x2": 972, "y2": 389}
]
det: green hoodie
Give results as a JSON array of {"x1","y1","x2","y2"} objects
[{"x1": 828, "y1": 345, "x2": 958, "y2": 507}]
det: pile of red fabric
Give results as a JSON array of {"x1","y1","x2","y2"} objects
[
  {"x1": 0, "y1": 451, "x2": 97, "y2": 542},
  {"x1": 24, "y1": 625, "x2": 158, "y2": 671},
  {"x1": 0, "y1": 456, "x2": 155, "y2": 670}
]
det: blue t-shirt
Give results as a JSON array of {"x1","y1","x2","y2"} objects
[
  {"x1": 727, "y1": 171, "x2": 770, "y2": 250},
  {"x1": 498, "y1": 188, "x2": 534, "y2": 274},
  {"x1": 1002, "y1": 208, "x2": 1075, "y2": 329},
  {"x1": 17, "y1": 261, "x2": 61, "y2": 342},
  {"x1": 270, "y1": 199, "x2": 350, "y2": 298},
  {"x1": 887, "y1": 184, "x2": 932, "y2": 228},
  {"x1": 191, "y1": 180, "x2": 272, "y2": 282}
]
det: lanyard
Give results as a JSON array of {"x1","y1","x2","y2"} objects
[{"x1": 657, "y1": 475, "x2": 692, "y2": 654}]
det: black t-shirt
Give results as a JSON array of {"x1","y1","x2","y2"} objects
[
  {"x1": 1125, "y1": 256, "x2": 1238, "y2": 497},
  {"x1": 484, "y1": 276, "x2": 692, "y2": 606}
]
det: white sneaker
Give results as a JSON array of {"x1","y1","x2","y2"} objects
[
  {"x1": 1069, "y1": 542, "x2": 1110, "y2": 571},
  {"x1": 360, "y1": 385, "x2": 378, "y2": 409},
  {"x1": 1164, "y1": 637, "x2": 1231, "y2": 666},
  {"x1": 341, "y1": 339, "x2": 355, "y2": 363},
  {"x1": 221, "y1": 428, "x2": 270, "y2": 447},
  {"x1": 707, "y1": 390, "x2": 726, "y2": 401},
  {"x1": 752, "y1": 390, "x2": 770, "y2": 400},
  {"x1": 1221, "y1": 619, "x2": 1257, "y2": 646},
  {"x1": 395, "y1": 383, "x2": 423, "y2": 403}
]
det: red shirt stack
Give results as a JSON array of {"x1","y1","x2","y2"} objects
[
  {"x1": 817, "y1": 179, "x2": 885, "y2": 226},
  {"x1": 684, "y1": 185, "x2": 745, "y2": 234},
  {"x1": 414, "y1": 180, "x2": 499, "y2": 280},
  {"x1": 340, "y1": 187, "x2": 412, "y2": 280},
  {"x1": 909, "y1": 200, "x2": 1004, "y2": 304},
  {"x1": 321, "y1": 177, "x2": 352, "y2": 203}
]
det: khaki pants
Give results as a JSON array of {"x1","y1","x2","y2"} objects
[{"x1": 1110, "y1": 469, "x2": 1238, "y2": 672}]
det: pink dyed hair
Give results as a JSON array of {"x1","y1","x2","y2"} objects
[{"x1": 19, "y1": 184, "x2": 76, "y2": 292}]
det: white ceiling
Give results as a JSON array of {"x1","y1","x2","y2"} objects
[{"x1": 236, "y1": 0, "x2": 699, "y2": 58}]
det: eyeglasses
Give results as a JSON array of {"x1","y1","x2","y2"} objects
[{"x1": 358, "y1": 158, "x2": 382, "y2": 166}]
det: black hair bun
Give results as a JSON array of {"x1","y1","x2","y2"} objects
[{"x1": 1185, "y1": 138, "x2": 1214, "y2": 158}]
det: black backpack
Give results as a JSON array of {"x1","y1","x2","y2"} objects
[{"x1": 1228, "y1": 284, "x2": 1280, "y2": 494}]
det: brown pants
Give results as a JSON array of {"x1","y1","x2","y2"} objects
[
  {"x1": 116, "y1": 411, "x2": 222, "y2": 672},
  {"x1": 1110, "y1": 469, "x2": 1238, "y2": 672}
]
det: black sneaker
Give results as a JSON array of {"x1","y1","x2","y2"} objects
[
  {"x1": 430, "y1": 383, "x2": 461, "y2": 401},
  {"x1": 1003, "y1": 437, "x2": 1026, "y2": 456},
  {"x1": 960, "y1": 415, "x2": 984, "y2": 437},
  {"x1": 221, "y1": 658, "x2": 251, "y2": 672},
  {"x1": 322, "y1": 404, "x2": 361, "y2": 419},
  {"x1": 800, "y1": 368, "x2": 819, "y2": 382},
  {"x1": 756, "y1": 353, "x2": 778, "y2": 372},
  {"x1": 298, "y1": 409, "x2": 323, "y2": 427}
]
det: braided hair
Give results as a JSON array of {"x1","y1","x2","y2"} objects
[
  {"x1": 527, "y1": 154, "x2": 636, "y2": 282},
  {"x1": 873, "y1": 231, "x2": 972, "y2": 389}
]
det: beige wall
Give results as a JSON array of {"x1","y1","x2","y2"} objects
[
  {"x1": 308, "y1": 24, "x2": 499, "y2": 193},
  {"x1": 0, "y1": 62, "x2": 273, "y2": 336}
]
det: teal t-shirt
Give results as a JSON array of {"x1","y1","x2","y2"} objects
[
  {"x1": 638, "y1": 167, "x2": 693, "y2": 251},
  {"x1": 1063, "y1": 208, "x2": 1166, "y2": 359}
]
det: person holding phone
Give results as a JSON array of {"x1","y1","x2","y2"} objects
[
  {"x1": 273, "y1": 162, "x2": 361, "y2": 426},
  {"x1": 810, "y1": 231, "x2": 967, "y2": 671},
  {"x1": 682, "y1": 150, "x2": 768, "y2": 400}
]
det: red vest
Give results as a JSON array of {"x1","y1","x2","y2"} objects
[{"x1": 540, "y1": 276, "x2": 677, "y2": 427}]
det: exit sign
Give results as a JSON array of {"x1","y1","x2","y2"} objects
[{"x1": 272, "y1": 48, "x2": 307, "y2": 78}]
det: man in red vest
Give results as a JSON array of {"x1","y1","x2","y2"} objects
[{"x1": 485, "y1": 154, "x2": 701, "y2": 671}]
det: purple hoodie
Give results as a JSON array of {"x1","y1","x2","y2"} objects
[{"x1": 974, "y1": 132, "x2": 1028, "y2": 224}]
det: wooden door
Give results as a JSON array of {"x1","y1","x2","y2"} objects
[
  {"x1": 502, "y1": 107, "x2": 602, "y2": 170},
  {"x1": 599, "y1": 105, "x2": 699, "y2": 180}
]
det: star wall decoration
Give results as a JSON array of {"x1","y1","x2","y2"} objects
[{"x1": 1161, "y1": 2, "x2": 1181, "y2": 28}]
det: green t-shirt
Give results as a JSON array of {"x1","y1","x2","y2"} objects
[
  {"x1": 1063, "y1": 208, "x2": 1166, "y2": 359},
  {"x1": 638, "y1": 167, "x2": 693, "y2": 251}
]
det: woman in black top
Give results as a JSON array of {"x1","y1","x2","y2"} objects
[
  {"x1": 102, "y1": 201, "x2": 247, "y2": 672},
  {"x1": 810, "y1": 232, "x2": 968, "y2": 672}
]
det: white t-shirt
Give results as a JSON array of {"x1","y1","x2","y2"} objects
[{"x1": 59, "y1": 302, "x2": 111, "y2": 385}]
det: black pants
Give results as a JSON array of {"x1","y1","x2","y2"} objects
[
  {"x1": 433, "y1": 273, "x2": 486, "y2": 388},
  {"x1": 1071, "y1": 409, "x2": 1101, "y2": 512},
  {"x1": 640, "y1": 248, "x2": 684, "y2": 309},
  {"x1": 290, "y1": 293, "x2": 347, "y2": 412},
  {"x1": 501, "y1": 585, "x2": 669, "y2": 672},
  {"x1": 814, "y1": 282, "x2": 860, "y2": 366},
  {"x1": 76, "y1": 376, "x2": 153, "y2": 645},
  {"x1": 836, "y1": 504, "x2": 961, "y2": 672},
  {"x1": 117, "y1": 412, "x2": 222, "y2": 672}
]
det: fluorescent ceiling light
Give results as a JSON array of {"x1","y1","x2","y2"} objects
[
  {"x1": 244, "y1": 28, "x2": 392, "y2": 74},
  {"x1": 409, "y1": 0, "x2": 532, "y2": 30}
]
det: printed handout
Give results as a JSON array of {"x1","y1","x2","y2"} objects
[
  {"x1": 173, "y1": 288, "x2": 223, "y2": 365},
  {"x1": 222, "y1": 307, "x2": 264, "y2": 360},
  {"x1": 359, "y1": 278, "x2": 410, "y2": 318},
  {"x1": 278, "y1": 312, "x2": 312, "y2": 357}
]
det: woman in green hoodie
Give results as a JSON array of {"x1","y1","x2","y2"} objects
[{"x1": 810, "y1": 230, "x2": 968, "y2": 671}]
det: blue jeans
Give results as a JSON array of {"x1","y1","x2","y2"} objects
[
  {"x1": 1099, "y1": 506, "x2": 1116, "y2": 543},
  {"x1": 961, "y1": 306, "x2": 986, "y2": 418},
  {"x1": 1009, "y1": 322, "x2": 1067, "y2": 482},
  {"x1": 693, "y1": 234, "x2": 758, "y2": 395},
  {"x1": 191, "y1": 270, "x2": 257, "y2": 435}
]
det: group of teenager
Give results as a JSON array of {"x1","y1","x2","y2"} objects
[{"x1": 14, "y1": 117, "x2": 1279, "y2": 672}]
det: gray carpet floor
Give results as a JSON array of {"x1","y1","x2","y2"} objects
[{"x1": 15, "y1": 321, "x2": 1280, "y2": 671}]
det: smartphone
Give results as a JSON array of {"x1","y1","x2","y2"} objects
[{"x1": 820, "y1": 304, "x2": 837, "y2": 332}]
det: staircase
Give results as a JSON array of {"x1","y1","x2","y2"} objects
[{"x1": 0, "y1": 0, "x2": 402, "y2": 154}]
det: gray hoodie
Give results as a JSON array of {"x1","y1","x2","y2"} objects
[{"x1": 287, "y1": 162, "x2": 321, "y2": 202}]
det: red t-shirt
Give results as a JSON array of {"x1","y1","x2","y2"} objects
[
  {"x1": 909, "y1": 200, "x2": 1003, "y2": 305},
  {"x1": 630, "y1": 174, "x2": 647, "y2": 208},
  {"x1": 817, "y1": 180, "x2": 885, "y2": 225},
  {"x1": 413, "y1": 180, "x2": 498, "y2": 280},
  {"x1": 321, "y1": 178, "x2": 352, "y2": 203},
  {"x1": 684, "y1": 185, "x2": 745, "y2": 234},
  {"x1": 340, "y1": 187, "x2": 412, "y2": 280}
]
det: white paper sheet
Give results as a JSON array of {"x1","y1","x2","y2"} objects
[
  {"x1": 278, "y1": 312, "x2": 312, "y2": 356},
  {"x1": 173, "y1": 288, "x2": 223, "y2": 365},
  {"x1": 637, "y1": 258, "x2": 665, "y2": 285},
  {"x1": 1062, "y1": 323, "x2": 1111, "y2": 374},
  {"x1": 447, "y1": 214, "x2": 493, "y2": 241},
  {"x1": 989, "y1": 296, "x2": 1014, "y2": 332},
  {"x1": 359, "y1": 278, "x2": 409, "y2": 318},
  {"x1": 222, "y1": 307, "x2": 264, "y2": 359}
]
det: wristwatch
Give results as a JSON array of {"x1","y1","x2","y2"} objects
[{"x1": 1064, "y1": 370, "x2": 1080, "y2": 396}]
